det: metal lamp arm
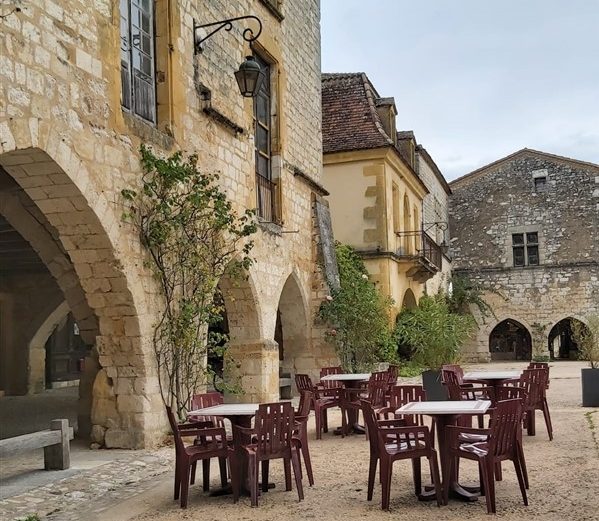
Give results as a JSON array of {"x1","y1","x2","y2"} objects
[{"x1": 194, "y1": 15, "x2": 263, "y2": 54}]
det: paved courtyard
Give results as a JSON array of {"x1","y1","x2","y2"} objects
[{"x1": 1, "y1": 361, "x2": 597, "y2": 521}]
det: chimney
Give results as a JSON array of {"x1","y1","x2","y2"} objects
[{"x1": 375, "y1": 97, "x2": 397, "y2": 144}]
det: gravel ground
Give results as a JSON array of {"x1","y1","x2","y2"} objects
[{"x1": 131, "y1": 362, "x2": 599, "y2": 521}]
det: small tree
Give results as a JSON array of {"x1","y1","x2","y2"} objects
[
  {"x1": 446, "y1": 274, "x2": 500, "y2": 320},
  {"x1": 122, "y1": 145, "x2": 256, "y2": 418},
  {"x1": 318, "y1": 243, "x2": 395, "y2": 372},
  {"x1": 395, "y1": 294, "x2": 476, "y2": 371},
  {"x1": 572, "y1": 316, "x2": 599, "y2": 369}
]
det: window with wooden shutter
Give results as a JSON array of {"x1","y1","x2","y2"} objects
[
  {"x1": 512, "y1": 232, "x2": 540, "y2": 267},
  {"x1": 120, "y1": 0, "x2": 156, "y2": 124}
]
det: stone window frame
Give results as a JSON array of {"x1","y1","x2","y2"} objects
[
  {"x1": 252, "y1": 45, "x2": 282, "y2": 225},
  {"x1": 120, "y1": 0, "x2": 157, "y2": 125},
  {"x1": 532, "y1": 168, "x2": 548, "y2": 193},
  {"x1": 506, "y1": 225, "x2": 544, "y2": 268}
]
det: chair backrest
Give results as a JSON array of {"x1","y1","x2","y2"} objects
[
  {"x1": 320, "y1": 366, "x2": 343, "y2": 388},
  {"x1": 295, "y1": 374, "x2": 314, "y2": 393},
  {"x1": 166, "y1": 406, "x2": 185, "y2": 454},
  {"x1": 361, "y1": 399, "x2": 382, "y2": 457},
  {"x1": 442, "y1": 364, "x2": 465, "y2": 384},
  {"x1": 296, "y1": 390, "x2": 312, "y2": 418},
  {"x1": 254, "y1": 402, "x2": 295, "y2": 458},
  {"x1": 388, "y1": 385, "x2": 426, "y2": 425},
  {"x1": 367, "y1": 371, "x2": 390, "y2": 408},
  {"x1": 189, "y1": 391, "x2": 224, "y2": 427},
  {"x1": 528, "y1": 362, "x2": 550, "y2": 389},
  {"x1": 487, "y1": 398, "x2": 523, "y2": 458},
  {"x1": 386, "y1": 364, "x2": 399, "y2": 386},
  {"x1": 519, "y1": 368, "x2": 547, "y2": 408},
  {"x1": 495, "y1": 385, "x2": 526, "y2": 402},
  {"x1": 441, "y1": 370, "x2": 462, "y2": 400}
]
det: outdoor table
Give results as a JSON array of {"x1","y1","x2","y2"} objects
[
  {"x1": 464, "y1": 370, "x2": 522, "y2": 396},
  {"x1": 396, "y1": 399, "x2": 492, "y2": 504},
  {"x1": 320, "y1": 373, "x2": 370, "y2": 435},
  {"x1": 187, "y1": 403, "x2": 265, "y2": 496}
]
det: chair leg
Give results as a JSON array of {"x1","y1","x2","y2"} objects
[
  {"x1": 301, "y1": 433, "x2": 314, "y2": 486},
  {"x1": 315, "y1": 406, "x2": 323, "y2": 440},
  {"x1": 380, "y1": 458, "x2": 392, "y2": 511},
  {"x1": 202, "y1": 459, "x2": 210, "y2": 492},
  {"x1": 174, "y1": 461, "x2": 181, "y2": 500},
  {"x1": 486, "y1": 458, "x2": 496, "y2": 514},
  {"x1": 542, "y1": 400, "x2": 553, "y2": 440},
  {"x1": 248, "y1": 453, "x2": 259, "y2": 507},
  {"x1": 291, "y1": 448, "x2": 305, "y2": 501},
  {"x1": 261, "y1": 460, "x2": 270, "y2": 493},
  {"x1": 428, "y1": 451, "x2": 442, "y2": 507},
  {"x1": 478, "y1": 462, "x2": 485, "y2": 496},
  {"x1": 411, "y1": 457, "x2": 422, "y2": 496},
  {"x1": 180, "y1": 462, "x2": 191, "y2": 509},
  {"x1": 367, "y1": 455, "x2": 377, "y2": 501},
  {"x1": 480, "y1": 459, "x2": 492, "y2": 514},
  {"x1": 495, "y1": 461, "x2": 503, "y2": 481},
  {"x1": 230, "y1": 453, "x2": 240, "y2": 503},
  {"x1": 340, "y1": 406, "x2": 347, "y2": 438},
  {"x1": 517, "y1": 439, "x2": 529, "y2": 489},
  {"x1": 513, "y1": 455, "x2": 528, "y2": 506},
  {"x1": 283, "y1": 457, "x2": 292, "y2": 491},
  {"x1": 323, "y1": 408, "x2": 329, "y2": 433},
  {"x1": 219, "y1": 457, "x2": 228, "y2": 488},
  {"x1": 190, "y1": 461, "x2": 196, "y2": 485},
  {"x1": 527, "y1": 409, "x2": 536, "y2": 436}
]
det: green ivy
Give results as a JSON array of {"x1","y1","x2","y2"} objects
[
  {"x1": 122, "y1": 145, "x2": 256, "y2": 419},
  {"x1": 318, "y1": 243, "x2": 396, "y2": 372}
]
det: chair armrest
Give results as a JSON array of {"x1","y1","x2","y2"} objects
[
  {"x1": 232, "y1": 424, "x2": 256, "y2": 437},
  {"x1": 180, "y1": 427, "x2": 227, "y2": 439},
  {"x1": 378, "y1": 418, "x2": 407, "y2": 428},
  {"x1": 179, "y1": 420, "x2": 214, "y2": 430}
]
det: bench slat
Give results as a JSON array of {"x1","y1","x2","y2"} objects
[{"x1": 0, "y1": 427, "x2": 74, "y2": 458}]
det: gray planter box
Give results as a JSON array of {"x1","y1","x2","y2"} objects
[
  {"x1": 422, "y1": 370, "x2": 448, "y2": 401},
  {"x1": 582, "y1": 368, "x2": 599, "y2": 407}
]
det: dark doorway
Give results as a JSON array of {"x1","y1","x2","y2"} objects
[
  {"x1": 489, "y1": 319, "x2": 532, "y2": 360},
  {"x1": 548, "y1": 318, "x2": 587, "y2": 360},
  {"x1": 207, "y1": 289, "x2": 229, "y2": 392}
]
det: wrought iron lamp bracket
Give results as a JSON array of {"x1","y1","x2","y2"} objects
[{"x1": 194, "y1": 15, "x2": 263, "y2": 54}]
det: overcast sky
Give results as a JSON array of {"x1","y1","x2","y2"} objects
[{"x1": 320, "y1": 0, "x2": 599, "y2": 181}]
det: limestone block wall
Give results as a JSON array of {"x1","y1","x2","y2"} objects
[
  {"x1": 1, "y1": 0, "x2": 327, "y2": 447},
  {"x1": 450, "y1": 151, "x2": 599, "y2": 361}
]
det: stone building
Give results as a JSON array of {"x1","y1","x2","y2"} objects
[
  {"x1": 321, "y1": 73, "x2": 451, "y2": 316},
  {"x1": 0, "y1": 0, "x2": 334, "y2": 448},
  {"x1": 450, "y1": 148, "x2": 599, "y2": 361}
]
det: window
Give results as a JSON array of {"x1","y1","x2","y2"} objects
[
  {"x1": 512, "y1": 232, "x2": 539, "y2": 267},
  {"x1": 253, "y1": 55, "x2": 280, "y2": 223},
  {"x1": 392, "y1": 183, "x2": 400, "y2": 232},
  {"x1": 534, "y1": 176, "x2": 547, "y2": 192},
  {"x1": 120, "y1": 0, "x2": 156, "y2": 123}
]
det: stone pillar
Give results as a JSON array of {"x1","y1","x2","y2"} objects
[{"x1": 224, "y1": 339, "x2": 279, "y2": 403}]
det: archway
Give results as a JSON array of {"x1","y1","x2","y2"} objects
[
  {"x1": 0, "y1": 137, "x2": 156, "y2": 448},
  {"x1": 401, "y1": 288, "x2": 417, "y2": 310},
  {"x1": 548, "y1": 317, "x2": 588, "y2": 360},
  {"x1": 489, "y1": 319, "x2": 532, "y2": 360},
  {"x1": 277, "y1": 273, "x2": 309, "y2": 397}
]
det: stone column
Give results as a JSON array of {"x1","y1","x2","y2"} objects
[{"x1": 224, "y1": 339, "x2": 280, "y2": 403}]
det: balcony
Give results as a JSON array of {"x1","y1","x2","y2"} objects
[{"x1": 395, "y1": 230, "x2": 443, "y2": 282}]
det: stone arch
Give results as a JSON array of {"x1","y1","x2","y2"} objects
[
  {"x1": 401, "y1": 288, "x2": 417, "y2": 310},
  {"x1": 548, "y1": 316, "x2": 589, "y2": 360},
  {"x1": 27, "y1": 300, "x2": 70, "y2": 394},
  {"x1": 0, "y1": 122, "x2": 159, "y2": 447},
  {"x1": 276, "y1": 270, "x2": 310, "y2": 390},
  {"x1": 489, "y1": 318, "x2": 532, "y2": 360}
]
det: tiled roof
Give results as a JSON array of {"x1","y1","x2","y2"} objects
[
  {"x1": 321, "y1": 73, "x2": 394, "y2": 154},
  {"x1": 397, "y1": 130, "x2": 415, "y2": 140}
]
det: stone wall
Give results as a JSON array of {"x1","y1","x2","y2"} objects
[
  {"x1": 0, "y1": 0, "x2": 328, "y2": 447},
  {"x1": 450, "y1": 150, "x2": 599, "y2": 361}
]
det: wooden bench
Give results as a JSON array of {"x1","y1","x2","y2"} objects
[{"x1": 0, "y1": 419, "x2": 74, "y2": 470}]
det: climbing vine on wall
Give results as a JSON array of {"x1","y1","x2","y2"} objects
[{"x1": 122, "y1": 145, "x2": 256, "y2": 418}]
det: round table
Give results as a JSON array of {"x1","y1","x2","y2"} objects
[{"x1": 320, "y1": 373, "x2": 370, "y2": 435}]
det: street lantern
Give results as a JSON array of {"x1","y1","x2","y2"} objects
[{"x1": 234, "y1": 56, "x2": 265, "y2": 97}]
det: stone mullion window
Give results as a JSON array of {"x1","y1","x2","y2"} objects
[
  {"x1": 120, "y1": 0, "x2": 156, "y2": 124},
  {"x1": 512, "y1": 232, "x2": 539, "y2": 267}
]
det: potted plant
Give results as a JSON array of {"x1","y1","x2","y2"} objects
[
  {"x1": 572, "y1": 315, "x2": 599, "y2": 407},
  {"x1": 395, "y1": 294, "x2": 476, "y2": 400}
]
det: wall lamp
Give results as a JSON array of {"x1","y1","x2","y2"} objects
[{"x1": 193, "y1": 15, "x2": 265, "y2": 98}]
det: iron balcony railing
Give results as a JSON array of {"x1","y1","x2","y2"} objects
[{"x1": 395, "y1": 230, "x2": 443, "y2": 271}]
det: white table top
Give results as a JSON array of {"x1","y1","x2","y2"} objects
[
  {"x1": 396, "y1": 400, "x2": 491, "y2": 416},
  {"x1": 188, "y1": 403, "x2": 259, "y2": 416},
  {"x1": 464, "y1": 371, "x2": 521, "y2": 380},
  {"x1": 320, "y1": 373, "x2": 370, "y2": 381}
]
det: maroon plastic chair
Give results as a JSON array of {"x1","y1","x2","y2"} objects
[
  {"x1": 446, "y1": 398, "x2": 527, "y2": 514},
  {"x1": 528, "y1": 362, "x2": 550, "y2": 389},
  {"x1": 166, "y1": 406, "x2": 229, "y2": 508},
  {"x1": 294, "y1": 390, "x2": 314, "y2": 486},
  {"x1": 442, "y1": 370, "x2": 494, "y2": 428},
  {"x1": 519, "y1": 368, "x2": 553, "y2": 440},
  {"x1": 341, "y1": 371, "x2": 388, "y2": 437},
  {"x1": 232, "y1": 402, "x2": 304, "y2": 507},
  {"x1": 361, "y1": 399, "x2": 442, "y2": 510},
  {"x1": 295, "y1": 373, "x2": 339, "y2": 439}
]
